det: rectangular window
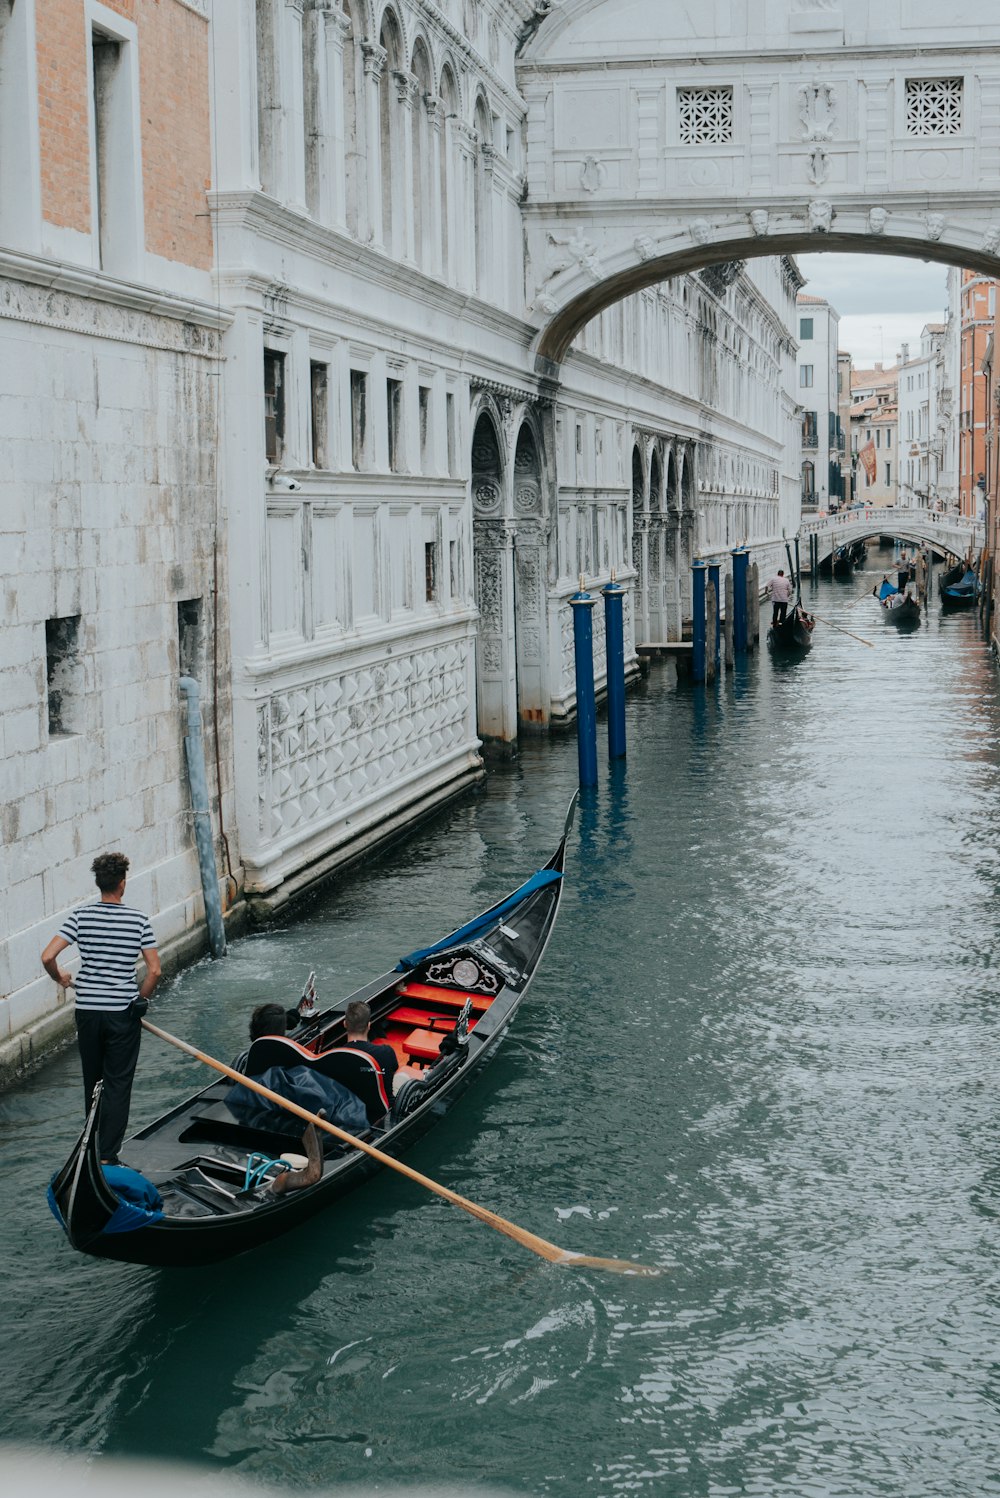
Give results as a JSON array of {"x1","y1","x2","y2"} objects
[
  {"x1": 424, "y1": 541, "x2": 437, "y2": 603},
  {"x1": 46, "y1": 615, "x2": 82, "y2": 738},
  {"x1": 177, "y1": 599, "x2": 203, "y2": 680},
  {"x1": 799, "y1": 317, "x2": 814, "y2": 340},
  {"x1": 876, "y1": 429, "x2": 881, "y2": 448},
  {"x1": 419, "y1": 385, "x2": 431, "y2": 470},
  {"x1": 387, "y1": 378, "x2": 403, "y2": 472},
  {"x1": 350, "y1": 369, "x2": 367, "y2": 470},
  {"x1": 446, "y1": 392, "x2": 456, "y2": 476},
  {"x1": 905, "y1": 76, "x2": 963, "y2": 137},
  {"x1": 887, "y1": 429, "x2": 892, "y2": 449},
  {"x1": 449, "y1": 538, "x2": 458, "y2": 597},
  {"x1": 800, "y1": 364, "x2": 814, "y2": 388},
  {"x1": 310, "y1": 361, "x2": 328, "y2": 469},
  {"x1": 885, "y1": 462, "x2": 891, "y2": 485},
  {"x1": 677, "y1": 85, "x2": 733, "y2": 145},
  {"x1": 264, "y1": 350, "x2": 285, "y2": 465},
  {"x1": 802, "y1": 410, "x2": 818, "y2": 446},
  {"x1": 91, "y1": 30, "x2": 122, "y2": 271}
]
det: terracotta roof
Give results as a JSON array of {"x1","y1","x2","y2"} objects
[{"x1": 797, "y1": 294, "x2": 829, "y2": 304}]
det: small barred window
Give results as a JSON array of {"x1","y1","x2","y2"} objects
[
  {"x1": 678, "y1": 86, "x2": 734, "y2": 145},
  {"x1": 905, "y1": 77, "x2": 963, "y2": 137}
]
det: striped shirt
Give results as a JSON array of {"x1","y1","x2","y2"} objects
[{"x1": 58, "y1": 902, "x2": 157, "y2": 1012}]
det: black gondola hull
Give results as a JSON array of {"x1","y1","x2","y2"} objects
[{"x1": 48, "y1": 803, "x2": 575, "y2": 1268}]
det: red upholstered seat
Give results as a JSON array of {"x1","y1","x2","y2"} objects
[
  {"x1": 402, "y1": 1028, "x2": 444, "y2": 1062},
  {"x1": 396, "y1": 982, "x2": 491, "y2": 1012}
]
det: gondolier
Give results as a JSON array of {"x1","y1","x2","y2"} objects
[
  {"x1": 767, "y1": 569, "x2": 793, "y2": 626},
  {"x1": 41, "y1": 852, "x2": 160, "y2": 1165}
]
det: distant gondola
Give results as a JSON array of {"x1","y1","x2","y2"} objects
[
  {"x1": 48, "y1": 800, "x2": 576, "y2": 1268},
  {"x1": 940, "y1": 566, "x2": 979, "y2": 609}
]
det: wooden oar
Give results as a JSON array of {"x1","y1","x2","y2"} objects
[
  {"x1": 807, "y1": 612, "x2": 875, "y2": 647},
  {"x1": 141, "y1": 1019, "x2": 658, "y2": 1277}
]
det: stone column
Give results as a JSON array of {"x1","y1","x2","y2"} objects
[
  {"x1": 425, "y1": 95, "x2": 444, "y2": 277},
  {"x1": 361, "y1": 42, "x2": 387, "y2": 249},
  {"x1": 474, "y1": 518, "x2": 518, "y2": 744},
  {"x1": 393, "y1": 71, "x2": 418, "y2": 265}
]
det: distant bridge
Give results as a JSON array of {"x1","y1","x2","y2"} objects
[{"x1": 800, "y1": 507, "x2": 983, "y2": 570}]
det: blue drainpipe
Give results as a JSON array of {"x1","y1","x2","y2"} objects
[{"x1": 178, "y1": 676, "x2": 227, "y2": 958}]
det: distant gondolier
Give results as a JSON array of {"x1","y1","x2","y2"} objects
[
  {"x1": 767, "y1": 569, "x2": 793, "y2": 626},
  {"x1": 41, "y1": 852, "x2": 159, "y2": 1165}
]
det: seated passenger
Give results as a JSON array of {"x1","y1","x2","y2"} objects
[
  {"x1": 231, "y1": 1002, "x2": 288, "y2": 1074},
  {"x1": 344, "y1": 1000, "x2": 421, "y2": 1095}
]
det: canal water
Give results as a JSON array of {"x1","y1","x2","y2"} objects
[{"x1": 3, "y1": 559, "x2": 1000, "y2": 1497}]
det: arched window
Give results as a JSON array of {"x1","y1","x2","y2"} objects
[
  {"x1": 411, "y1": 40, "x2": 433, "y2": 270},
  {"x1": 379, "y1": 12, "x2": 404, "y2": 254},
  {"x1": 650, "y1": 450, "x2": 662, "y2": 511},
  {"x1": 439, "y1": 65, "x2": 459, "y2": 284},
  {"x1": 801, "y1": 460, "x2": 816, "y2": 503}
]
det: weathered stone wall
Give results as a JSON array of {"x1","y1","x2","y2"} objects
[{"x1": 0, "y1": 272, "x2": 228, "y2": 1078}]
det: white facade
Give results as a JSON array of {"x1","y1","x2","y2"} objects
[
  {"x1": 796, "y1": 294, "x2": 841, "y2": 512},
  {"x1": 212, "y1": 0, "x2": 804, "y2": 901},
  {"x1": 898, "y1": 324, "x2": 952, "y2": 509},
  {"x1": 0, "y1": 2, "x2": 229, "y2": 1077}
]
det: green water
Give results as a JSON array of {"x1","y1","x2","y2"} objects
[{"x1": 3, "y1": 566, "x2": 1000, "y2": 1496}]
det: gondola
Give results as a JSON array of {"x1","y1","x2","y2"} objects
[
  {"x1": 880, "y1": 591, "x2": 921, "y2": 625},
  {"x1": 767, "y1": 603, "x2": 814, "y2": 653},
  {"x1": 940, "y1": 566, "x2": 979, "y2": 609},
  {"x1": 48, "y1": 799, "x2": 576, "y2": 1267}
]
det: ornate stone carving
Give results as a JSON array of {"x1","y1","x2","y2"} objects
[
  {"x1": 361, "y1": 42, "x2": 387, "y2": 81},
  {"x1": 514, "y1": 482, "x2": 541, "y2": 515},
  {"x1": 0, "y1": 276, "x2": 222, "y2": 357},
  {"x1": 798, "y1": 81, "x2": 837, "y2": 142},
  {"x1": 808, "y1": 145, "x2": 829, "y2": 185},
  {"x1": 748, "y1": 209, "x2": 769, "y2": 237},
  {"x1": 634, "y1": 234, "x2": 655, "y2": 260},
  {"x1": 983, "y1": 225, "x2": 1000, "y2": 256},
  {"x1": 690, "y1": 217, "x2": 711, "y2": 245},
  {"x1": 700, "y1": 261, "x2": 745, "y2": 296},
  {"x1": 473, "y1": 481, "x2": 502, "y2": 515},
  {"x1": 925, "y1": 212, "x2": 946, "y2": 241},
  {"x1": 260, "y1": 644, "x2": 472, "y2": 838},
  {"x1": 580, "y1": 156, "x2": 606, "y2": 193},
  {"x1": 807, "y1": 198, "x2": 834, "y2": 232},
  {"x1": 392, "y1": 71, "x2": 419, "y2": 108},
  {"x1": 542, "y1": 227, "x2": 602, "y2": 284},
  {"x1": 868, "y1": 206, "x2": 888, "y2": 235}
]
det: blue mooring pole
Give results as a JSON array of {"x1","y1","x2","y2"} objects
[
  {"x1": 732, "y1": 547, "x2": 749, "y2": 653},
  {"x1": 602, "y1": 576, "x2": 627, "y2": 759},
  {"x1": 691, "y1": 559, "x2": 707, "y2": 683},
  {"x1": 708, "y1": 560, "x2": 721, "y2": 674},
  {"x1": 570, "y1": 586, "x2": 598, "y2": 787}
]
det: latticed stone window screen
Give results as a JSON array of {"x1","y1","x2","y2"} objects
[
  {"x1": 905, "y1": 77, "x2": 963, "y2": 137},
  {"x1": 678, "y1": 86, "x2": 734, "y2": 145}
]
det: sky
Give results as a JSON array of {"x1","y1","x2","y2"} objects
[{"x1": 794, "y1": 253, "x2": 950, "y2": 367}]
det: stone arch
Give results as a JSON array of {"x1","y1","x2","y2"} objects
[{"x1": 470, "y1": 404, "x2": 514, "y2": 745}]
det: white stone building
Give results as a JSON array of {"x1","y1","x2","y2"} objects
[
  {"x1": 211, "y1": 0, "x2": 803, "y2": 908},
  {"x1": 897, "y1": 324, "x2": 952, "y2": 510},
  {"x1": 796, "y1": 292, "x2": 841, "y2": 512}
]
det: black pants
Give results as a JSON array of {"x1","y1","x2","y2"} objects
[
  {"x1": 76, "y1": 1008, "x2": 142, "y2": 1160},
  {"x1": 772, "y1": 601, "x2": 788, "y2": 626}
]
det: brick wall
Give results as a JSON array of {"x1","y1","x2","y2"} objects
[{"x1": 35, "y1": 0, "x2": 212, "y2": 270}]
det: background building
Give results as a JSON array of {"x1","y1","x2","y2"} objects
[
  {"x1": 796, "y1": 292, "x2": 841, "y2": 512},
  {"x1": 897, "y1": 324, "x2": 951, "y2": 510},
  {"x1": 850, "y1": 364, "x2": 899, "y2": 507},
  {"x1": 956, "y1": 268, "x2": 996, "y2": 519}
]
